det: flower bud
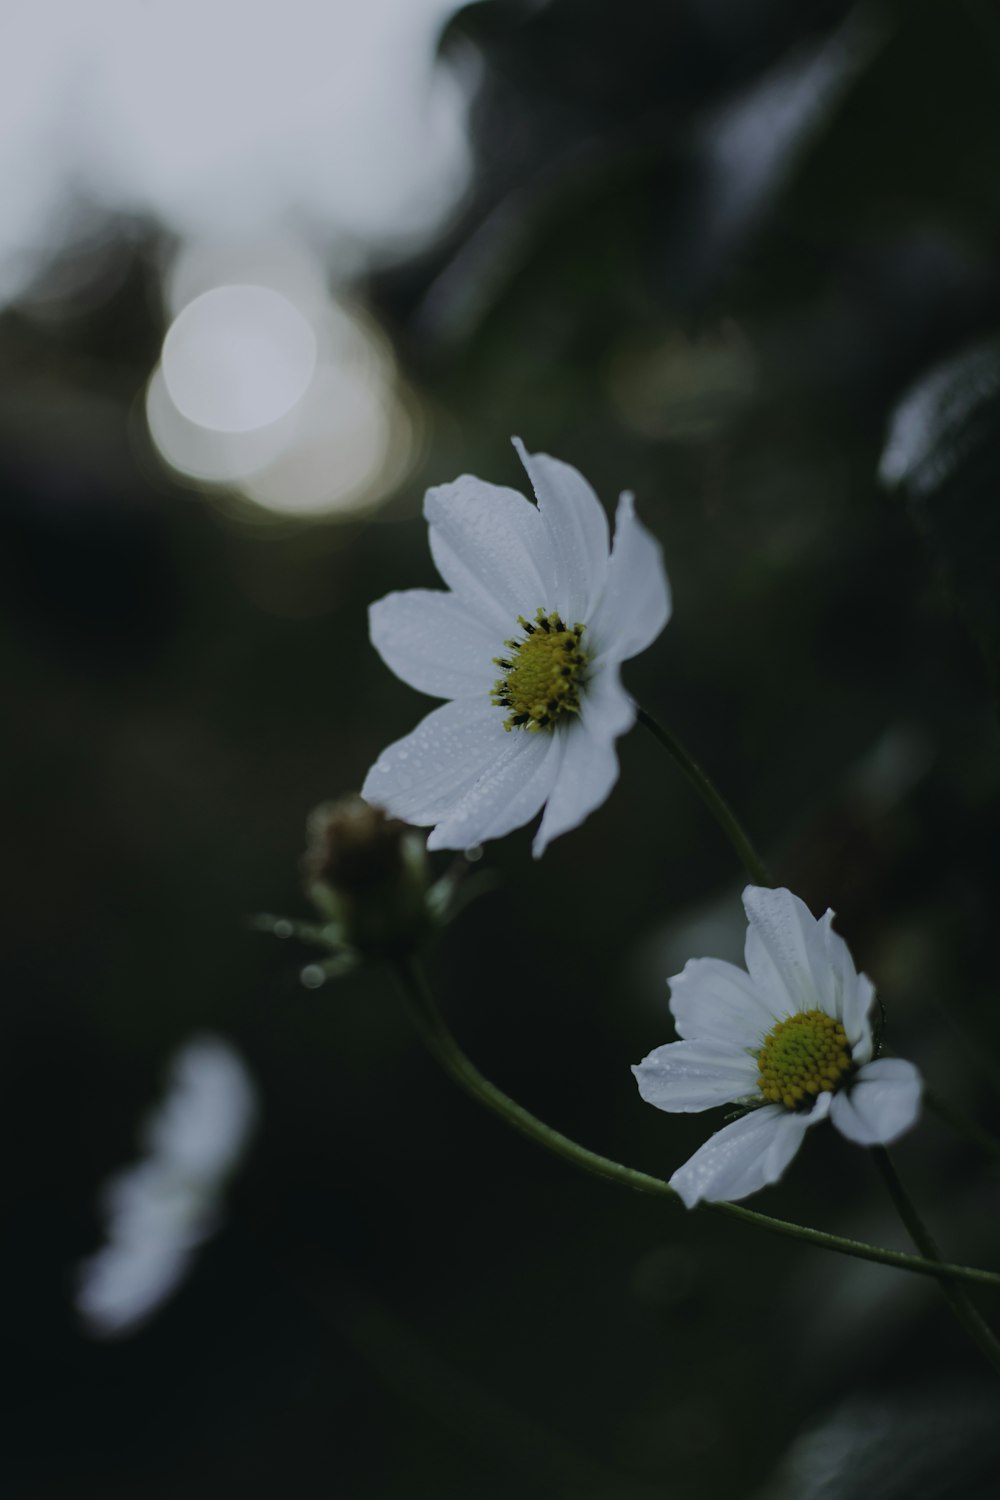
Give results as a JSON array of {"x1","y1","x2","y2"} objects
[{"x1": 301, "y1": 796, "x2": 431, "y2": 958}]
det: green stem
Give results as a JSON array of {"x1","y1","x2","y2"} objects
[
  {"x1": 635, "y1": 705, "x2": 772, "y2": 887},
  {"x1": 925, "y1": 1088, "x2": 1000, "y2": 1167},
  {"x1": 250, "y1": 913, "x2": 342, "y2": 946},
  {"x1": 395, "y1": 956, "x2": 1000, "y2": 1292},
  {"x1": 871, "y1": 1146, "x2": 1000, "y2": 1375}
]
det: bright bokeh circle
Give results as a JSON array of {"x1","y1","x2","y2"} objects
[{"x1": 161, "y1": 284, "x2": 317, "y2": 433}]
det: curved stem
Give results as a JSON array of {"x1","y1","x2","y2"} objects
[
  {"x1": 394, "y1": 956, "x2": 1000, "y2": 1292},
  {"x1": 871, "y1": 1147, "x2": 1000, "y2": 1375},
  {"x1": 635, "y1": 705, "x2": 772, "y2": 887}
]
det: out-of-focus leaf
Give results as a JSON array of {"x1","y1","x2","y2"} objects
[
  {"x1": 665, "y1": 5, "x2": 886, "y2": 302},
  {"x1": 757, "y1": 1388, "x2": 1000, "y2": 1500},
  {"x1": 879, "y1": 338, "x2": 1000, "y2": 709}
]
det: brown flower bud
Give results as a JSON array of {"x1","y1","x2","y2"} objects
[{"x1": 301, "y1": 796, "x2": 430, "y2": 958}]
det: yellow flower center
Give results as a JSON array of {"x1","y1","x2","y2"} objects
[
  {"x1": 491, "y1": 609, "x2": 588, "y2": 732},
  {"x1": 756, "y1": 1009, "x2": 852, "y2": 1110}
]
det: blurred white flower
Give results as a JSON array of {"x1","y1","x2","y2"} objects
[
  {"x1": 363, "y1": 439, "x2": 671, "y2": 856},
  {"x1": 633, "y1": 887, "x2": 922, "y2": 1207},
  {"x1": 76, "y1": 1035, "x2": 257, "y2": 1338},
  {"x1": 0, "y1": 0, "x2": 480, "y2": 308}
]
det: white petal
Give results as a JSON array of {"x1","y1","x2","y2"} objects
[
  {"x1": 581, "y1": 656, "x2": 635, "y2": 736},
  {"x1": 362, "y1": 697, "x2": 509, "y2": 826},
  {"x1": 669, "y1": 1095, "x2": 830, "y2": 1207},
  {"x1": 369, "y1": 589, "x2": 498, "y2": 700},
  {"x1": 743, "y1": 886, "x2": 836, "y2": 1019},
  {"x1": 530, "y1": 667, "x2": 632, "y2": 857},
  {"x1": 424, "y1": 475, "x2": 556, "y2": 632},
  {"x1": 586, "y1": 492, "x2": 671, "y2": 662},
  {"x1": 830, "y1": 1058, "x2": 923, "y2": 1146},
  {"x1": 632, "y1": 1040, "x2": 760, "y2": 1112},
  {"x1": 816, "y1": 910, "x2": 877, "y2": 1055},
  {"x1": 428, "y1": 724, "x2": 564, "y2": 850},
  {"x1": 743, "y1": 889, "x2": 878, "y2": 1059},
  {"x1": 668, "y1": 957, "x2": 778, "y2": 1049},
  {"x1": 512, "y1": 438, "x2": 609, "y2": 622}
]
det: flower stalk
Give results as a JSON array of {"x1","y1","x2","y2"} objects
[
  {"x1": 871, "y1": 1146, "x2": 1000, "y2": 1376},
  {"x1": 635, "y1": 705, "x2": 772, "y2": 886},
  {"x1": 394, "y1": 955, "x2": 1000, "y2": 1294}
]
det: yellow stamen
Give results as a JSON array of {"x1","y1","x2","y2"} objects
[
  {"x1": 491, "y1": 608, "x2": 588, "y2": 732},
  {"x1": 756, "y1": 1009, "x2": 852, "y2": 1110}
]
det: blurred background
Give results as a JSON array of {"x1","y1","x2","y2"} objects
[{"x1": 5, "y1": 0, "x2": 1000, "y2": 1494}]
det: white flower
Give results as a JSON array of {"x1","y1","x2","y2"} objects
[
  {"x1": 632, "y1": 886, "x2": 922, "y2": 1207},
  {"x1": 362, "y1": 439, "x2": 671, "y2": 856},
  {"x1": 75, "y1": 1036, "x2": 257, "y2": 1338}
]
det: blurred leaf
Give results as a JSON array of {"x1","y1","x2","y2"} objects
[
  {"x1": 880, "y1": 338, "x2": 1000, "y2": 711},
  {"x1": 758, "y1": 1388, "x2": 1000, "y2": 1500}
]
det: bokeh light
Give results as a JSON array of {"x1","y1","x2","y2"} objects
[
  {"x1": 1, "y1": 4, "x2": 469, "y2": 522},
  {"x1": 0, "y1": 0, "x2": 479, "y2": 307},
  {"x1": 147, "y1": 245, "x2": 418, "y2": 518},
  {"x1": 240, "y1": 356, "x2": 416, "y2": 520},
  {"x1": 162, "y1": 286, "x2": 318, "y2": 434}
]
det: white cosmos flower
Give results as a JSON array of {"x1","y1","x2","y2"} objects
[
  {"x1": 633, "y1": 886, "x2": 922, "y2": 1207},
  {"x1": 75, "y1": 1035, "x2": 257, "y2": 1338},
  {"x1": 362, "y1": 439, "x2": 671, "y2": 856}
]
